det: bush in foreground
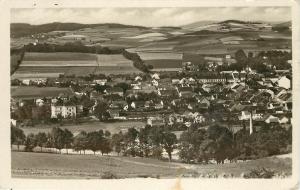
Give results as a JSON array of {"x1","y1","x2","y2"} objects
[{"x1": 243, "y1": 168, "x2": 275, "y2": 178}]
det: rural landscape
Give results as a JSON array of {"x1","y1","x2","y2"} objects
[{"x1": 10, "y1": 7, "x2": 292, "y2": 179}]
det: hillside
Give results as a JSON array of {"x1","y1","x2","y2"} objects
[
  {"x1": 12, "y1": 151, "x2": 292, "y2": 179},
  {"x1": 11, "y1": 22, "x2": 148, "y2": 38},
  {"x1": 10, "y1": 20, "x2": 292, "y2": 65}
]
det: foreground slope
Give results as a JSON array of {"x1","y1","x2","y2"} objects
[{"x1": 12, "y1": 152, "x2": 292, "y2": 179}]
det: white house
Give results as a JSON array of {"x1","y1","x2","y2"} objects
[
  {"x1": 151, "y1": 73, "x2": 160, "y2": 80},
  {"x1": 265, "y1": 115, "x2": 279, "y2": 124},
  {"x1": 279, "y1": 116, "x2": 289, "y2": 124},
  {"x1": 135, "y1": 76, "x2": 143, "y2": 81},
  {"x1": 152, "y1": 79, "x2": 159, "y2": 86},
  {"x1": 277, "y1": 76, "x2": 291, "y2": 89},
  {"x1": 35, "y1": 98, "x2": 45, "y2": 106},
  {"x1": 93, "y1": 79, "x2": 107, "y2": 86},
  {"x1": 51, "y1": 105, "x2": 76, "y2": 118}
]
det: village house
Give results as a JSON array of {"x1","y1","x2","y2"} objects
[
  {"x1": 109, "y1": 100, "x2": 128, "y2": 111},
  {"x1": 151, "y1": 73, "x2": 160, "y2": 80},
  {"x1": 105, "y1": 87, "x2": 124, "y2": 97},
  {"x1": 279, "y1": 116, "x2": 290, "y2": 124},
  {"x1": 277, "y1": 76, "x2": 291, "y2": 89},
  {"x1": 135, "y1": 76, "x2": 143, "y2": 81},
  {"x1": 196, "y1": 97, "x2": 210, "y2": 107},
  {"x1": 264, "y1": 114, "x2": 279, "y2": 124},
  {"x1": 51, "y1": 104, "x2": 77, "y2": 118},
  {"x1": 107, "y1": 109, "x2": 123, "y2": 119},
  {"x1": 168, "y1": 113, "x2": 184, "y2": 125},
  {"x1": 177, "y1": 86, "x2": 193, "y2": 97},
  {"x1": 147, "y1": 116, "x2": 165, "y2": 127},
  {"x1": 93, "y1": 79, "x2": 107, "y2": 86},
  {"x1": 157, "y1": 88, "x2": 177, "y2": 97},
  {"x1": 131, "y1": 101, "x2": 145, "y2": 109}
]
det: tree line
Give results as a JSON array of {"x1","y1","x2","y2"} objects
[
  {"x1": 11, "y1": 123, "x2": 292, "y2": 164},
  {"x1": 24, "y1": 42, "x2": 123, "y2": 54}
]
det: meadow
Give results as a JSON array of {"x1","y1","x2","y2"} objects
[
  {"x1": 11, "y1": 151, "x2": 292, "y2": 179},
  {"x1": 20, "y1": 121, "x2": 146, "y2": 136},
  {"x1": 13, "y1": 52, "x2": 141, "y2": 77},
  {"x1": 23, "y1": 52, "x2": 97, "y2": 61},
  {"x1": 11, "y1": 86, "x2": 74, "y2": 99}
]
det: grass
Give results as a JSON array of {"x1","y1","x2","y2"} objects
[
  {"x1": 145, "y1": 59, "x2": 182, "y2": 69},
  {"x1": 16, "y1": 52, "x2": 139, "y2": 76},
  {"x1": 12, "y1": 152, "x2": 189, "y2": 178},
  {"x1": 94, "y1": 66, "x2": 142, "y2": 74},
  {"x1": 23, "y1": 52, "x2": 97, "y2": 61},
  {"x1": 11, "y1": 72, "x2": 63, "y2": 79},
  {"x1": 11, "y1": 151, "x2": 292, "y2": 179},
  {"x1": 11, "y1": 86, "x2": 74, "y2": 99},
  {"x1": 96, "y1": 54, "x2": 133, "y2": 66},
  {"x1": 21, "y1": 60, "x2": 98, "y2": 67},
  {"x1": 21, "y1": 121, "x2": 146, "y2": 136},
  {"x1": 138, "y1": 52, "x2": 182, "y2": 60}
]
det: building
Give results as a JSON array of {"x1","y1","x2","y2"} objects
[
  {"x1": 147, "y1": 116, "x2": 165, "y2": 127},
  {"x1": 105, "y1": 87, "x2": 124, "y2": 96},
  {"x1": 51, "y1": 105, "x2": 76, "y2": 118},
  {"x1": 277, "y1": 76, "x2": 291, "y2": 89}
]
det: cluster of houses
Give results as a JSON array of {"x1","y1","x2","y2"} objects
[{"x1": 11, "y1": 63, "x2": 292, "y2": 132}]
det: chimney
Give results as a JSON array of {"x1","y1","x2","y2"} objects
[{"x1": 249, "y1": 111, "x2": 253, "y2": 135}]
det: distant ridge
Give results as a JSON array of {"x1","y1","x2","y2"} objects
[{"x1": 11, "y1": 22, "x2": 148, "y2": 38}]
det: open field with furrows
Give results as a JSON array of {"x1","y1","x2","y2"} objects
[
  {"x1": 23, "y1": 52, "x2": 97, "y2": 61},
  {"x1": 11, "y1": 151, "x2": 292, "y2": 179},
  {"x1": 11, "y1": 86, "x2": 74, "y2": 99},
  {"x1": 14, "y1": 52, "x2": 141, "y2": 76},
  {"x1": 94, "y1": 66, "x2": 142, "y2": 75},
  {"x1": 21, "y1": 60, "x2": 98, "y2": 67},
  {"x1": 13, "y1": 66, "x2": 97, "y2": 77},
  {"x1": 145, "y1": 60, "x2": 182, "y2": 69},
  {"x1": 96, "y1": 54, "x2": 133, "y2": 66},
  {"x1": 20, "y1": 121, "x2": 146, "y2": 136}
]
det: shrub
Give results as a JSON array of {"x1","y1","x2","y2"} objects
[
  {"x1": 101, "y1": 171, "x2": 118, "y2": 179},
  {"x1": 243, "y1": 168, "x2": 275, "y2": 178}
]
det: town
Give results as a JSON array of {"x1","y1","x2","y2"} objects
[{"x1": 10, "y1": 18, "x2": 293, "y2": 178}]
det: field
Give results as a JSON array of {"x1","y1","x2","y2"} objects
[
  {"x1": 20, "y1": 121, "x2": 146, "y2": 136},
  {"x1": 96, "y1": 54, "x2": 133, "y2": 66},
  {"x1": 13, "y1": 52, "x2": 141, "y2": 77},
  {"x1": 21, "y1": 60, "x2": 98, "y2": 67},
  {"x1": 23, "y1": 52, "x2": 97, "y2": 61},
  {"x1": 11, "y1": 151, "x2": 292, "y2": 179},
  {"x1": 145, "y1": 59, "x2": 182, "y2": 69},
  {"x1": 11, "y1": 86, "x2": 74, "y2": 99}
]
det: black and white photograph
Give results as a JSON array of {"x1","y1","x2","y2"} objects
[{"x1": 1, "y1": 0, "x2": 299, "y2": 189}]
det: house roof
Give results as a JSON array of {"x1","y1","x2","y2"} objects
[
  {"x1": 106, "y1": 87, "x2": 123, "y2": 93},
  {"x1": 178, "y1": 87, "x2": 193, "y2": 92}
]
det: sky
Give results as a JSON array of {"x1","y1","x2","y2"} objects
[{"x1": 11, "y1": 7, "x2": 291, "y2": 27}]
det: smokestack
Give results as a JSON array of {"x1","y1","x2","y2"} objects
[{"x1": 249, "y1": 111, "x2": 253, "y2": 135}]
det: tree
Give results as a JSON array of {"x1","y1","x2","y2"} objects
[
  {"x1": 25, "y1": 133, "x2": 37, "y2": 152},
  {"x1": 111, "y1": 132, "x2": 124, "y2": 155},
  {"x1": 11, "y1": 126, "x2": 26, "y2": 151},
  {"x1": 51, "y1": 127, "x2": 66, "y2": 153},
  {"x1": 99, "y1": 138, "x2": 112, "y2": 155},
  {"x1": 235, "y1": 49, "x2": 247, "y2": 63},
  {"x1": 124, "y1": 128, "x2": 139, "y2": 156},
  {"x1": 73, "y1": 131, "x2": 88, "y2": 154},
  {"x1": 64, "y1": 129, "x2": 73, "y2": 154},
  {"x1": 115, "y1": 82, "x2": 131, "y2": 93},
  {"x1": 162, "y1": 131, "x2": 177, "y2": 161},
  {"x1": 35, "y1": 132, "x2": 47, "y2": 152},
  {"x1": 86, "y1": 131, "x2": 104, "y2": 154},
  {"x1": 94, "y1": 101, "x2": 109, "y2": 121}
]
